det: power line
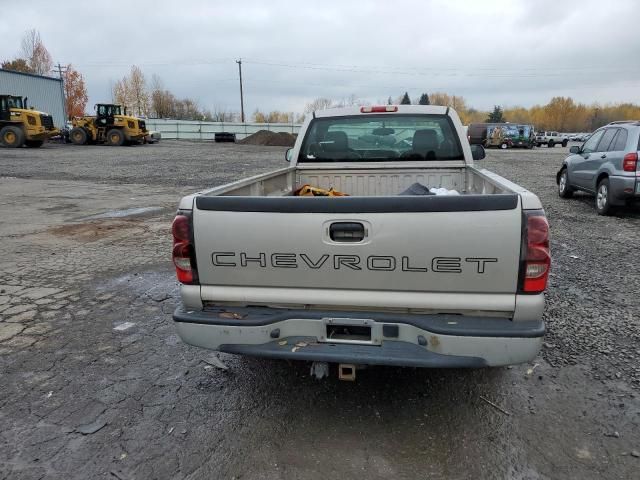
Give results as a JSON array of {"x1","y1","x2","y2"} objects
[
  {"x1": 70, "y1": 57, "x2": 640, "y2": 77},
  {"x1": 242, "y1": 57, "x2": 634, "y2": 73},
  {"x1": 73, "y1": 58, "x2": 233, "y2": 67},
  {"x1": 241, "y1": 59, "x2": 640, "y2": 78}
]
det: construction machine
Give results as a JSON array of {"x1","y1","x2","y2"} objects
[
  {"x1": 70, "y1": 104, "x2": 147, "y2": 146},
  {"x1": 0, "y1": 95, "x2": 59, "y2": 148}
]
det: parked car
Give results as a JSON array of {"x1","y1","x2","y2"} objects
[
  {"x1": 144, "y1": 131, "x2": 161, "y2": 144},
  {"x1": 46, "y1": 120, "x2": 73, "y2": 144},
  {"x1": 576, "y1": 132, "x2": 591, "y2": 142},
  {"x1": 536, "y1": 131, "x2": 568, "y2": 147},
  {"x1": 171, "y1": 105, "x2": 550, "y2": 376},
  {"x1": 557, "y1": 121, "x2": 640, "y2": 215}
]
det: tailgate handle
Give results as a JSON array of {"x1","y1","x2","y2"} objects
[{"x1": 329, "y1": 222, "x2": 366, "y2": 242}]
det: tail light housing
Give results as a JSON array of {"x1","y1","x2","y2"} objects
[
  {"x1": 623, "y1": 152, "x2": 637, "y2": 172},
  {"x1": 172, "y1": 212, "x2": 198, "y2": 284},
  {"x1": 519, "y1": 210, "x2": 550, "y2": 294}
]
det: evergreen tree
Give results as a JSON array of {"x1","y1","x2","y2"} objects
[
  {"x1": 387, "y1": 96, "x2": 393, "y2": 105},
  {"x1": 418, "y1": 93, "x2": 430, "y2": 105},
  {"x1": 400, "y1": 92, "x2": 411, "y2": 105},
  {"x1": 487, "y1": 105, "x2": 505, "y2": 123}
]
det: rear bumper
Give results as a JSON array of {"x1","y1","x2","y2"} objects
[
  {"x1": 173, "y1": 306, "x2": 544, "y2": 368},
  {"x1": 609, "y1": 175, "x2": 640, "y2": 204}
]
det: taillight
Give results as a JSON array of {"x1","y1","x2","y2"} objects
[
  {"x1": 519, "y1": 211, "x2": 550, "y2": 294},
  {"x1": 623, "y1": 152, "x2": 638, "y2": 172},
  {"x1": 172, "y1": 213, "x2": 198, "y2": 284},
  {"x1": 360, "y1": 106, "x2": 398, "y2": 113}
]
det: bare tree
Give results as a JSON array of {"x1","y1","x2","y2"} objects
[
  {"x1": 19, "y1": 29, "x2": 53, "y2": 75},
  {"x1": 150, "y1": 74, "x2": 175, "y2": 118},
  {"x1": 150, "y1": 74, "x2": 163, "y2": 92},
  {"x1": 112, "y1": 79, "x2": 130, "y2": 112},
  {"x1": 128, "y1": 65, "x2": 149, "y2": 116},
  {"x1": 212, "y1": 105, "x2": 234, "y2": 122},
  {"x1": 111, "y1": 65, "x2": 150, "y2": 116},
  {"x1": 151, "y1": 89, "x2": 176, "y2": 118},
  {"x1": 334, "y1": 94, "x2": 365, "y2": 108},
  {"x1": 201, "y1": 109, "x2": 214, "y2": 121},
  {"x1": 304, "y1": 97, "x2": 333, "y2": 113},
  {"x1": 171, "y1": 98, "x2": 204, "y2": 120},
  {"x1": 252, "y1": 109, "x2": 267, "y2": 123}
]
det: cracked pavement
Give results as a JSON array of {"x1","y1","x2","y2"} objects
[{"x1": 0, "y1": 141, "x2": 638, "y2": 479}]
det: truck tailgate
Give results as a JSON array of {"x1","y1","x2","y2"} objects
[{"x1": 193, "y1": 194, "x2": 523, "y2": 310}]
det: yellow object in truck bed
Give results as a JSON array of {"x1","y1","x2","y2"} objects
[{"x1": 293, "y1": 184, "x2": 349, "y2": 197}]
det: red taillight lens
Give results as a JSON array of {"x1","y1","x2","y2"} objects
[
  {"x1": 521, "y1": 212, "x2": 550, "y2": 293},
  {"x1": 172, "y1": 214, "x2": 198, "y2": 284},
  {"x1": 623, "y1": 152, "x2": 638, "y2": 172},
  {"x1": 172, "y1": 214, "x2": 190, "y2": 241},
  {"x1": 360, "y1": 105, "x2": 398, "y2": 113}
]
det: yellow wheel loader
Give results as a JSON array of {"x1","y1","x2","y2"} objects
[
  {"x1": 70, "y1": 104, "x2": 147, "y2": 146},
  {"x1": 0, "y1": 95, "x2": 59, "y2": 148}
]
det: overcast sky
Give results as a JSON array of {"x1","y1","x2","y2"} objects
[{"x1": 2, "y1": 0, "x2": 639, "y2": 115}]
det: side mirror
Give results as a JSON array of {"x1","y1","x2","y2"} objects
[
  {"x1": 470, "y1": 144, "x2": 485, "y2": 161},
  {"x1": 569, "y1": 145, "x2": 580, "y2": 154},
  {"x1": 285, "y1": 148, "x2": 293, "y2": 162}
]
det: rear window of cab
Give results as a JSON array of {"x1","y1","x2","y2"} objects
[{"x1": 299, "y1": 114, "x2": 464, "y2": 162}]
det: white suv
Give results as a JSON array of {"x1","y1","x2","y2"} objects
[{"x1": 536, "y1": 131, "x2": 568, "y2": 148}]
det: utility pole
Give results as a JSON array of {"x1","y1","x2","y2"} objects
[
  {"x1": 236, "y1": 59, "x2": 245, "y2": 123},
  {"x1": 53, "y1": 63, "x2": 68, "y2": 121}
]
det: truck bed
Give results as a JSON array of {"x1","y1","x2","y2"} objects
[{"x1": 182, "y1": 162, "x2": 533, "y2": 202}]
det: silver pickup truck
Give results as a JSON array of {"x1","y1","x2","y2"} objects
[{"x1": 172, "y1": 105, "x2": 550, "y2": 374}]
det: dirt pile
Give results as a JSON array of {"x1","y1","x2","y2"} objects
[{"x1": 239, "y1": 130, "x2": 296, "y2": 147}]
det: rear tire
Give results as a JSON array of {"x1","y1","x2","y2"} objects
[
  {"x1": 562, "y1": 139, "x2": 568, "y2": 147},
  {"x1": 106, "y1": 129, "x2": 125, "y2": 146},
  {"x1": 548, "y1": 140, "x2": 555, "y2": 148},
  {"x1": 70, "y1": 127, "x2": 88, "y2": 145},
  {"x1": 25, "y1": 140, "x2": 44, "y2": 148},
  {"x1": 0, "y1": 125, "x2": 25, "y2": 148},
  {"x1": 596, "y1": 178, "x2": 613, "y2": 216},
  {"x1": 501, "y1": 143, "x2": 508, "y2": 149},
  {"x1": 558, "y1": 168, "x2": 574, "y2": 198}
]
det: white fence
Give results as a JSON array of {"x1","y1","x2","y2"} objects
[{"x1": 143, "y1": 119, "x2": 302, "y2": 140}]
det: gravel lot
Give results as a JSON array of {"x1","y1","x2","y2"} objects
[{"x1": 0, "y1": 141, "x2": 638, "y2": 479}]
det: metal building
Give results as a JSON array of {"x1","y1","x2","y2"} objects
[{"x1": 0, "y1": 69, "x2": 66, "y2": 128}]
